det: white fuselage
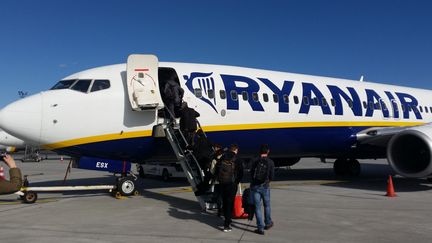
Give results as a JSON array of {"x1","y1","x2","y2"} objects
[{"x1": 0, "y1": 62, "x2": 430, "y2": 162}]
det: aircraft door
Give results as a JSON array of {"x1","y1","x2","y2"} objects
[{"x1": 127, "y1": 54, "x2": 164, "y2": 111}]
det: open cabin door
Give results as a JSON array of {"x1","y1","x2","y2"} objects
[{"x1": 127, "y1": 54, "x2": 164, "y2": 111}]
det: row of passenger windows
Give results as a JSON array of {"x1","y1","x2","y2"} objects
[
  {"x1": 194, "y1": 88, "x2": 432, "y2": 114},
  {"x1": 50, "y1": 79, "x2": 110, "y2": 93}
]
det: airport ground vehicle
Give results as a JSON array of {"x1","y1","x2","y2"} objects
[{"x1": 138, "y1": 162, "x2": 185, "y2": 181}]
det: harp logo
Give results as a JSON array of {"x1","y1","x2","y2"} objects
[{"x1": 183, "y1": 72, "x2": 218, "y2": 113}]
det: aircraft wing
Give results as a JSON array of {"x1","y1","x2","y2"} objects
[{"x1": 355, "y1": 125, "x2": 421, "y2": 147}]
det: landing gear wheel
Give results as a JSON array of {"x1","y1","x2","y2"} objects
[
  {"x1": 22, "y1": 191, "x2": 38, "y2": 204},
  {"x1": 347, "y1": 159, "x2": 361, "y2": 176},
  {"x1": 117, "y1": 177, "x2": 136, "y2": 196},
  {"x1": 133, "y1": 190, "x2": 140, "y2": 196},
  {"x1": 162, "y1": 169, "x2": 170, "y2": 182},
  {"x1": 138, "y1": 165, "x2": 145, "y2": 178},
  {"x1": 333, "y1": 159, "x2": 348, "y2": 176}
]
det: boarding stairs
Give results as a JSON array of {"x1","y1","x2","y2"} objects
[{"x1": 153, "y1": 114, "x2": 215, "y2": 210}]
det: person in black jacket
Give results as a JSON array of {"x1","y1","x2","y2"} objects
[
  {"x1": 193, "y1": 129, "x2": 214, "y2": 195},
  {"x1": 179, "y1": 102, "x2": 200, "y2": 146},
  {"x1": 163, "y1": 76, "x2": 183, "y2": 120},
  {"x1": 249, "y1": 144, "x2": 275, "y2": 235},
  {"x1": 215, "y1": 144, "x2": 243, "y2": 232}
]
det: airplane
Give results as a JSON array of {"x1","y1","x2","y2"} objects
[
  {"x1": 0, "y1": 129, "x2": 26, "y2": 152},
  {"x1": 0, "y1": 54, "x2": 431, "y2": 185}
]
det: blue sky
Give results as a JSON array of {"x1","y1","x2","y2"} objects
[{"x1": 0, "y1": 0, "x2": 431, "y2": 108}]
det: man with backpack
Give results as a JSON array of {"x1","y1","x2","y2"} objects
[
  {"x1": 179, "y1": 102, "x2": 200, "y2": 146},
  {"x1": 215, "y1": 144, "x2": 243, "y2": 232},
  {"x1": 250, "y1": 144, "x2": 275, "y2": 235},
  {"x1": 163, "y1": 77, "x2": 184, "y2": 120}
]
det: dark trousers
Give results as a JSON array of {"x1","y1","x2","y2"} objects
[
  {"x1": 213, "y1": 184, "x2": 223, "y2": 215},
  {"x1": 220, "y1": 183, "x2": 237, "y2": 227}
]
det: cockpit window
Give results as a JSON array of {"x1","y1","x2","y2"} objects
[
  {"x1": 50, "y1": 80, "x2": 77, "y2": 90},
  {"x1": 70, "y1": 79, "x2": 92, "y2": 93},
  {"x1": 90, "y1": 80, "x2": 110, "y2": 92}
]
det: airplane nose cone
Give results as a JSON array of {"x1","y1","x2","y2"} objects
[{"x1": 0, "y1": 94, "x2": 42, "y2": 145}]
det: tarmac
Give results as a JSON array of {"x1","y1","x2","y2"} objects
[{"x1": 1, "y1": 156, "x2": 432, "y2": 243}]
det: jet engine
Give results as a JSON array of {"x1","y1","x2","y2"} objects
[{"x1": 387, "y1": 126, "x2": 432, "y2": 178}]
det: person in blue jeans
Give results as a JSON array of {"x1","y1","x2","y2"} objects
[{"x1": 250, "y1": 144, "x2": 275, "y2": 235}]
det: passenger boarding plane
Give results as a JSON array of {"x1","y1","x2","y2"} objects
[{"x1": 0, "y1": 54, "x2": 431, "y2": 182}]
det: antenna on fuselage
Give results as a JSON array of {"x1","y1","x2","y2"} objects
[{"x1": 359, "y1": 75, "x2": 364, "y2": 82}]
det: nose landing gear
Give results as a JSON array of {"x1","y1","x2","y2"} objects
[{"x1": 333, "y1": 158, "x2": 361, "y2": 176}]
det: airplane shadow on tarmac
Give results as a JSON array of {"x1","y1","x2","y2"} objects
[{"x1": 271, "y1": 162, "x2": 432, "y2": 193}]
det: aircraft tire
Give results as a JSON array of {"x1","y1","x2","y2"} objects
[
  {"x1": 333, "y1": 159, "x2": 348, "y2": 176},
  {"x1": 347, "y1": 159, "x2": 361, "y2": 176},
  {"x1": 23, "y1": 191, "x2": 38, "y2": 204},
  {"x1": 117, "y1": 177, "x2": 136, "y2": 196}
]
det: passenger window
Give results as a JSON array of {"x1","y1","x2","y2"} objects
[
  {"x1": 347, "y1": 99, "x2": 353, "y2": 108},
  {"x1": 374, "y1": 102, "x2": 381, "y2": 110},
  {"x1": 322, "y1": 98, "x2": 328, "y2": 107},
  {"x1": 219, "y1": 90, "x2": 226, "y2": 99},
  {"x1": 230, "y1": 90, "x2": 238, "y2": 101},
  {"x1": 401, "y1": 104, "x2": 405, "y2": 112},
  {"x1": 331, "y1": 99, "x2": 335, "y2": 107},
  {"x1": 419, "y1": 106, "x2": 423, "y2": 113},
  {"x1": 392, "y1": 101, "x2": 399, "y2": 111},
  {"x1": 303, "y1": 96, "x2": 309, "y2": 105},
  {"x1": 273, "y1": 94, "x2": 278, "y2": 103},
  {"x1": 208, "y1": 89, "x2": 215, "y2": 99},
  {"x1": 51, "y1": 79, "x2": 77, "y2": 90},
  {"x1": 425, "y1": 106, "x2": 429, "y2": 113},
  {"x1": 252, "y1": 92, "x2": 259, "y2": 102},
  {"x1": 362, "y1": 101, "x2": 367, "y2": 109},
  {"x1": 263, "y1": 93, "x2": 269, "y2": 102},
  {"x1": 294, "y1": 96, "x2": 299, "y2": 104},
  {"x1": 369, "y1": 102, "x2": 374, "y2": 110},
  {"x1": 407, "y1": 105, "x2": 412, "y2": 112},
  {"x1": 194, "y1": 88, "x2": 202, "y2": 98},
  {"x1": 71, "y1": 79, "x2": 91, "y2": 93},
  {"x1": 242, "y1": 91, "x2": 248, "y2": 101},
  {"x1": 90, "y1": 80, "x2": 110, "y2": 92},
  {"x1": 283, "y1": 94, "x2": 289, "y2": 104},
  {"x1": 312, "y1": 97, "x2": 318, "y2": 105},
  {"x1": 381, "y1": 102, "x2": 388, "y2": 111},
  {"x1": 430, "y1": 107, "x2": 432, "y2": 112}
]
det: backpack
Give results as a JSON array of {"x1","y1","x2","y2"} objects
[
  {"x1": 218, "y1": 157, "x2": 236, "y2": 184},
  {"x1": 164, "y1": 82, "x2": 175, "y2": 100},
  {"x1": 253, "y1": 158, "x2": 269, "y2": 184}
]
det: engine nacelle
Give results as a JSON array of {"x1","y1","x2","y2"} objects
[{"x1": 387, "y1": 126, "x2": 432, "y2": 178}]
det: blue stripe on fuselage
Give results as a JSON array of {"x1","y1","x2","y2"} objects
[{"x1": 53, "y1": 126, "x2": 366, "y2": 161}]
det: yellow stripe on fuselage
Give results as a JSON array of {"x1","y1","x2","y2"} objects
[
  {"x1": 42, "y1": 121, "x2": 425, "y2": 150},
  {"x1": 202, "y1": 121, "x2": 425, "y2": 132},
  {"x1": 43, "y1": 130, "x2": 153, "y2": 150}
]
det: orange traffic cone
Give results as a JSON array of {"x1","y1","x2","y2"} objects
[
  {"x1": 0, "y1": 166, "x2": 5, "y2": 180},
  {"x1": 233, "y1": 185, "x2": 249, "y2": 219},
  {"x1": 385, "y1": 175, "x2": 397, "y2": 197}
]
